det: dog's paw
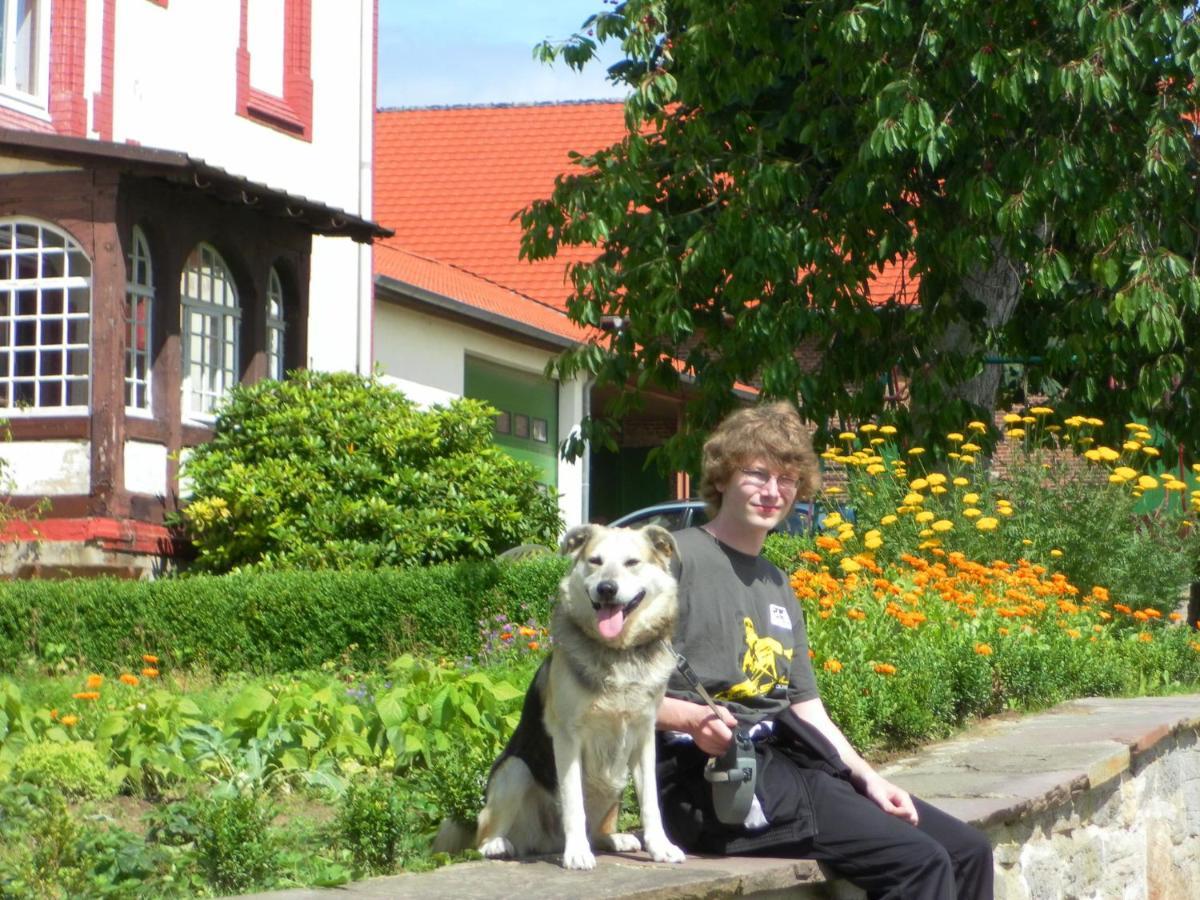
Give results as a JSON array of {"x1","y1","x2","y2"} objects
[
  {"x1": 597, "y1": 832, "x2": 642, "y2": 853},
  {"x1": 478, "y1": 836, "x2": 515, "y2": 859},
  {"x1": 561, "y1": 839, "x2": 596, "y2": 870},
  {"x1": 644, "y1": 834, "x2": 686, "y2": 864}
]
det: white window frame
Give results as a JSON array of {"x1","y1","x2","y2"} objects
[
  {"x1": 0, "y1": 0, "x2": 52, "y2": 119},
  {"x1": 124, "y1": 226, "x2": 154, "y2": 415},
  {"x1": 180, "y1": 243, "x2": 241, "y2": 421},
  {"x1": 0, "y1": 217, "x2": 92, "y2": 415},
  {"x1": 266, "y1": 266, "x2": 286, "y2": 381}
]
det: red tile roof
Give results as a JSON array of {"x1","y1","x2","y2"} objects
[
  {"x1": 373, "y1": 100, "x2": 917, "y2": 330},
  {"x1": 375, "y1": 244, "x2": 588, "y2": 344}
]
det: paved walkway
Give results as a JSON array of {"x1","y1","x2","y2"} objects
[{"x1": 235, "y1": 694, "x2": 1200, "y2": 899}]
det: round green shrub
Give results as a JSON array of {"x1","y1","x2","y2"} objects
[
  {"x1": 13, "y1": 741, "x2": 116, "y2": 800},
  {"x1": 179, "y1": 371, "x2": 563, "y2": 572}
]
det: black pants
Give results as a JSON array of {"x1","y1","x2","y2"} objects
[{"x1": 766, "y1": 764, "x2": 994, "y2": 900}]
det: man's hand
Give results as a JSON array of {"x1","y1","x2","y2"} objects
[
  {"x1": 658, "y1": 696, "x2": 739, "y2": 756},
  {"x1": 692, "y1": 704, "x2": 739, "y2": 756},
  {"x1": 859, "y1": 773, "x2": 919, "y2": 826}
]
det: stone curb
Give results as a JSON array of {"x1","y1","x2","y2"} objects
[{"x1": 232, "y1": 694, "x2": 1200, "y2": 899}]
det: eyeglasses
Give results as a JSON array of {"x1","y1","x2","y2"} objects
[{"x1": 740, "y1": 467, "x2": 799, "y2": 492}]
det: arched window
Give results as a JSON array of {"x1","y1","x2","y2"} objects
[
  {"x1": 180, "y1": 243, "x2": 240, "y2": 418},
  {"x1": 266, "y1": 266, "x2": 286, "y2": 381},
  {"x1": 0, "y1": 219, "x2": 91, "y2": 411},
  {"x1": 125, "y1": 227, "x2": 154, "y2": 413}
]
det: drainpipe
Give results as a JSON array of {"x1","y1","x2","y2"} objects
[
  {"x1": 580, "y1": 377, "x2": 593, "y2": 523},
  {"x1": 354, "y1": 0, "x2": 373, "y2": 375}
]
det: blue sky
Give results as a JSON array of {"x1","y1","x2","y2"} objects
[{"x1": 377, "y1": 0, "x2": 628, "y2": 108}]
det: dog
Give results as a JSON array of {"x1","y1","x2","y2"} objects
[{"x1": 434, "y1": 523, "x2": 686, "y2": 870}]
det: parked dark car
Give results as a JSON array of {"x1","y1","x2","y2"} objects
[{"x1": 609, "y1": 498, "x2": 848, "y2": 536}]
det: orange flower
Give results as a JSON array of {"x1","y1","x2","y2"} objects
[
  {"x1": 1138, "y1": 632, "x2": 1153, "y2": 643},
  {"x1": 1114, "y1": 603, "x2": 1132, "y2": 614},
  {"x1": 1169, "y1": 612, "x2": 1183, "y2": 622},
  {"x1": 873, "y1": 663, "x2": 897, "y2": 676},
  {"x1": 518, "y1": 626, "x2": 537, "y2": 637},
  {"x1": 142, "y1": 654, "x2": 159, "y2": 664},
  {"x1": 997, "y1": 627, "x2": 1009, "y2": 637},
  {"x1": 72, "y1": 691, "x2": 100, "y2": 701},
  {"x1": 141, "y1": 667, "x2": 159, "y2": 678},
  {"x1": 49, "y1": 708, "x2": 59, "y2": 720},
  {"x1": 1065, "y1": 629, "x2": 1081, "y2": 639},
  {"x1": 119, "y1": 673, "x2": 139, "y2": 686},
  {"x1": 60, "y1": 714, "x2": 79, "y2": 727},
  {"x1": 500, "y1": 632, "x2": 513, "y2": 642},
  {"x1": 527, "y1": 641, "x2": 540, "y2": 651},
  {"x1": 847, "y1": 608, "x2": 867, "y2": 621},
  {"x1": 974, "y1": 643, "x2": 993, "y2": 656},
  {"x1": 808, "y1": 648, "x2": 815, "y2": 659},
  {"x1": 85, "y1": 674, "x2": 104, "y2": 690},
  {"x1": 823, "y1": 659, "x2": 843, "y2": 673}
]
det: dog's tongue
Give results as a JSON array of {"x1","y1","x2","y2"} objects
[{"x1": 596, "y1": 605, "x2": 625, "y2": 639}]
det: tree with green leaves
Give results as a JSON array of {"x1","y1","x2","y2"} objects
[{"x1": 523, "y1": 0, "x2": 1200, "y2": 465}]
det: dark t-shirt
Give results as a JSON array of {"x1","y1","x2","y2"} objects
[{"x1": 667, "y1": 527, "x2": 819, "y2": 725}]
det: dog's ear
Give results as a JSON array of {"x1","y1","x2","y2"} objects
[
  {"x1": 641, "y1": 525, "x2": 678, "y2": 566},
  {"x1": 559, "y1": 524, "x2": 595, "y2": 557}
]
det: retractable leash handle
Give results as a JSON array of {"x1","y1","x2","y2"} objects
[{"x1": 670, "y1": 650, "x2": 758, "y2": 826}]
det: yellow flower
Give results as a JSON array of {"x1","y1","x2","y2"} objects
[
  {"x1": 960, "y1": 442, "x2": 981, "y2": 453},
  {"x1": 1142, "y1": 446, "x2": 1160, "y2": 458},
  {"x1": 1086, "y1": 417, "x2": 1104, "y2": 426},
  {"x1": 952, "y1": 477, "x2": 969, "y2": 487},
  {"x1": 879, "y1": 425, "x2": 898, "y2": 436},
  {"x1": 1030, "y1": 406, "x2": 1053, "y2": 416},
  {"x1": 1137, "y1": 475, "x2": 1159, "y2": 491},
  {"x1": 870, "y1": 437, "x2": 886, "y2": 446},
  {"x1": 918, "y1": 528, "x2": 934, "y2": 538},
  {"x1": 860, "y1": 424, "x2": 878, "y2": 434},
  {"x1": 1022, "y1": 538, "x2": 1033, "y2": 545},
  {"x1": 959, "y1": 454, "x2": 976, "y2": 464},
  {"x1": 1124, "y1": 422, "x2": 1144, "y2": 431},
  {"x1": 839, "y1": 431, "x2": 857, "y2": 442},
  {"x1": 1108, "y1": 473, "x2": 1126, "y2": 485},
  {"x1": 825, "y1": 486, "x2": 843, "y2": 494},
  {"x1": 1003, "y1": 413, "x2": 1022, "y2": 424},
  {"x1": 997, "y1": 507, "x2": 1014, "y2": 516},
  {"x1": 963, "y1": 492, "x2": 980, "y2": 505},
  {"x1": 880, "y1": 514, "x2": 898, "y2": 526},
  {"x1": 915, "y1": 511, "x2": 935, "y2": 523},
  {"x1": 1113, "y1": 466, "x2": 1137, "y2": 480},
  {"x1": 976, "y1": 517, "x2": 999, "y2": 531},
  {"x1": 967, "y1": 421, "x2": 988, "y2": 433},
  {"x1": 932, "y1": 519, "x2": 954, "y2": 533},
  {"x1": 1084, "y1": 449, "x2": 1102, "y2": 461},
  {"x1": 866, "y1": 463, "x2": 886, "y2": 475},
  {"x1": 840, "y1": 557, "x2": 862, "y2": 574},
  {"x1": 1164, "y1": 479, "x2": 1188, "y2": 492},
  {"x1": 909, "y1": 478, "x2": 929, "y2": 491},
  {"x1": 931, "y1": 485, "x2": 947, "y2": 495},
  {"x1": 963, "y1": 508, "x2": 983, "y2": 518},
  {"x1": 1050, "y1": 549, "x2": 1063, "y2": 558},
  {"x1": 902, "y1": 492, "x2": 925, "y2": 506},
  {"x1": 1006, "y1": 429, "x2": 1026, "y2": 439},
  {"x1": 1122, "y1": 441, "x2": 1141, "y2": 452},
  {"x1": 907, "y1": 447, "x2": 925, "y2": 456},
  {"x1": 1097, "y1": 446, "x2": 1120, "y2": 462},
  {"x1": 926, "y1": 473, "x2": 947, "y2": 486},
  {"x1": 947, "y1": 432, "x2": 964, "y2": 442},
  {"x1": 822, "y1": 512, "x2": 845, "y2": 529},
  {"x1": 864, "y1": 534, "x2": 883, "y2": 550}
]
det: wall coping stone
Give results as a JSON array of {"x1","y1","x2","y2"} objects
[{"x1": 235, "y1": 694, "x2": 1200, "y2": 899}]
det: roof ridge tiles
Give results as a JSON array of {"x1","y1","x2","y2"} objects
[{"x1": 377, "y1": 98, "x2": 627, "y2": 113}]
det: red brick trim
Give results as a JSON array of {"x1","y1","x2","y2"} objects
[
  {"x1": 146, "y1": 0, "x2": 169, "y2": 7},
  {"x1": 0, "y1": 517, "x2": 187, "y2": 555},
  {"x1": 236, "y1": 0, "x2": 313, "y2": 141},
  {"x1": 93, "y1": 0, "x2": 117, "y2": 140},
  {"x1": 49, "y1": 0, "x2": 88, "y2": 135}
]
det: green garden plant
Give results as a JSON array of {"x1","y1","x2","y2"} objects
[
  {"x1": 12, "y1": 739, "x2": 116, "y2": 800},
  {"x1": 179, "y1": 370, "x2": 563, "y2": 572},
  {"x1": 336, "y1": 774, "x2": 411, "y2": 876},
  {"x1": 192, "y1": 789, "x2": 279, "y2": 893}
]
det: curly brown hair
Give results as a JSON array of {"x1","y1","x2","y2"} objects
[{"x1": 698, "y1": 401, "x2": 821, "y2": 515}]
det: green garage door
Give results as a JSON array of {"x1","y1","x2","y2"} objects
[{"x1": 464, "y1": 356, "x2": 558, "y2": 489}]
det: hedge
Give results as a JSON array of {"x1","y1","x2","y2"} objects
[{"x1": 0, "y1": 556, "x2": 569, "y2": 674}]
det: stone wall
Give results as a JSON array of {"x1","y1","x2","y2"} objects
[{"x1": 987, "y1": 726, "x2": 1200, "y2": 899}]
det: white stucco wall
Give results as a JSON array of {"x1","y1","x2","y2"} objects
[
  {"x1": 373, "y1": 300, "x2": 587, "y2": 526},
  {"x1": 124, "y1": 440, "x2": 168, "y2": 497},
  {"x1": 0, "y1": 441, "x2": 91, "y2": 495},
  {"x1": 110, "y1": 0, "x2": 374, "y2": 374}
]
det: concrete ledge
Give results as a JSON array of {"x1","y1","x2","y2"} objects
[{"x1": 239, "y1": 694, "x2": 1200, "y2": 899}]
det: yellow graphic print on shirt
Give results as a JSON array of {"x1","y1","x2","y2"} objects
[{"x1": 717, "y1": 617, "x2": 794, "y2": 700}]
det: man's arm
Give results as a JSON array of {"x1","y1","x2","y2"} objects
[
  {"x1": 657, "y1": 695, "x2": 740, "y2": 757},
  {"x1": 790, "y1": 697, "x2": 919, "y2": 825}
]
